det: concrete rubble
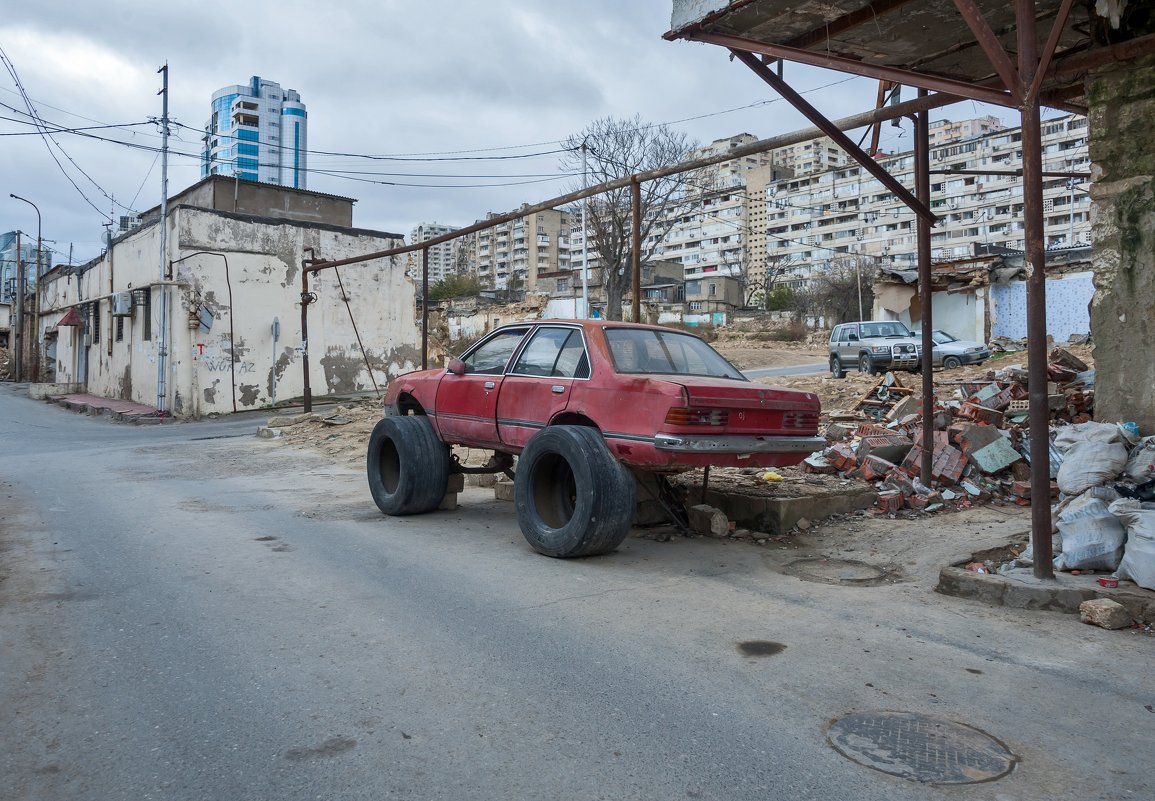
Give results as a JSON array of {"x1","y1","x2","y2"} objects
[
  {"x1": 803, "y1": 346, "x2": 1102, "y2": 516},
  {"x1": 796, "y1": 346, "x2": 1155, "y2": 603}
]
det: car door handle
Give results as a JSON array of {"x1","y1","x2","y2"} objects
[
  {"x1": 483, "y1": 381, "x2": 496, "y2": 390},
  {"x1": 551, "y1": 385, "x2": 566, "y2": 394}
]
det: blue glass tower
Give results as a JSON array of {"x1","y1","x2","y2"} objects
[{"x1": 201, "y1": 76, "x2": 308, "y2": 189}]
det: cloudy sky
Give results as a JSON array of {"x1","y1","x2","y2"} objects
[{"x1": 1, "y1": 0, "x2": 1013, "y2": 266}]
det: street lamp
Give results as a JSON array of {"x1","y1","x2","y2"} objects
[{"x1": 10, "y1": 194, "x2": 42, "y2": 383}]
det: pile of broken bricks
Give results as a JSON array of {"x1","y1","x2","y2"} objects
[{"x1": 802, "y1": 347, "x2": 1098, "y2": 516}]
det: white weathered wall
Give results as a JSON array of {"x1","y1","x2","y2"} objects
[{"x1": 43, "y1": 208, "x2": 415, "y2": 418}]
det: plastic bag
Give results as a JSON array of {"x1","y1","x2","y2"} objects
[
  {"x1": 1053, "y1": 421, "x2": 1127, "y2": 454},
  {"x1": 1056, "y1": 441, "x2": 1128, "y2": 496},
  {"x1": 1053, "y1": 495, "x2": 1126, "y2": 571},
  {"x1": 1110, "y1": 499, "x2": 1155, "y2": 590},
  {"x1": 1123, "y1": 436, "x2": 1155, "y2": 483}
]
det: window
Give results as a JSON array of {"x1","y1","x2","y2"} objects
[
  {"x1": 512, "y1": 327, "x2": 589, "y2": 378},
  {"x1": 460, "y1": 327, "x2": 529, "y2": 374},
  {"x1": 141, "y1": 290, "x2": 152, "y2": 341},
  {"x1": 708, "y1": 283, "x2": 717, "y2": 296},
  {"x1": 605, "y1": 328, "x2": 744, "y2": 379},
  {"x1": 115, "y1": 316, "x2": 125, "y2": 342},
  {"x1": 91, "y1": 300, "x2": 101, "y2": 344}
]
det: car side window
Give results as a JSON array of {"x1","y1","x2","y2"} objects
[
  {"x1": 511, "y1": 327, "x2": 588, "y2": 378},
  {"x1": 462, "y1": 328, "x2": 529, "y2": 375}
]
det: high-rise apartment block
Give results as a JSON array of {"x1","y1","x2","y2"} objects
[
  {"x1": 201, "y1": 76, "x2": 308, "y2": 189},
  {"x1": 464, "y1": 206, "x2": 579, "y2": 291},
  {"x1": 763, "y1": 113, "x2": 1090, "y2": 287},
  {"x1": 410, "y1": 223, "x2": 461, "y2": 284}
]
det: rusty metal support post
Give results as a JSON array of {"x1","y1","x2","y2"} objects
[
  {"x1": 1018, "y1": 0, "x2": 1055, "y2": 579},
  {"x1": 421, "y1": 247, "x2": 430, "y2": 370},
  {"x1": 914, "y1": 92, "x2": 934, "y2": 486},
  {"x1": 300, "y1": 263, "x2": 312, "y2": 413},
  {"x1": 631, "y1": 176, "x2": 642, "y2": 323}
]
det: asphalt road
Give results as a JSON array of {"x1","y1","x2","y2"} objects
[
  {"x1": 1, "y1": 383, "x2": 1151, "y2": 801},
  {"x1": 742, "y1": 362, "x2": 827, "y2": 379}
]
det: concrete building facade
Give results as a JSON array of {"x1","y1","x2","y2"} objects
[
  {"x1": 201, "y1": 76, "x2": 308, "y2": 189},
  {"x1": 37, "y1": 177, "x2": 413, "y2": 418}
]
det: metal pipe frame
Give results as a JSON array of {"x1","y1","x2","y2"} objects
[
  {"x1": 729, "y1": 48, "x2": 939, "y2": 225},
  {"x1": 631, "y1": 177, "x2": 642, "y2": 323},
  {"x1": 685, "y1": 30, "x2": 1017, "y2": 107},
  {"x1": 304, "y1": 91, "x2": 961, "y2": 278}
]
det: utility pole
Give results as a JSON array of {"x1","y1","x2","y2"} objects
[
  {"x1": 10, "y1": 194, "x2": 42, "y2": 381},
  {"x1": 13, "y1": 230, "x2": 23, "y2": 381},
  {"x1": 156, "y1": 63, "x2": 170, "y2": 417},
  {"x1": 580, "y1": 140, "x2": 589, "y2": 318}
]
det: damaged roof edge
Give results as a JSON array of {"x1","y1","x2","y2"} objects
[{"x1": 665, "y1": 0, "x2": 760, "y2": 40}]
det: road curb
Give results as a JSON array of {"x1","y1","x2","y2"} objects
[{"x1": 936, "y1": 564, "x2": 1155, "y2": 622}]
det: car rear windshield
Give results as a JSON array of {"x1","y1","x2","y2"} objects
[{"x1": 605, "y1": 328, "x2": 746, "y2": 380}]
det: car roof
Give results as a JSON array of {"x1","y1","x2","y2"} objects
[{"x1": 491, "y1": 319, "x2": 693, "y2": 335}]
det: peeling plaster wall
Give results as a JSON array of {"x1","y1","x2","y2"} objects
[
  {"x1": 1088, "y1": 55, "x2": 1155, "y2": 431},
  {"x1": 43, "y1": 208, "x2": 414, "y2": 418},
  {"x1": 988, "y1": 273, "x2": 1093, "y2": 342}
]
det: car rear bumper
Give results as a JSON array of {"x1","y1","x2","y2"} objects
[{"x1": 653, "y1": 433, "x2": 826, "y2": 455}]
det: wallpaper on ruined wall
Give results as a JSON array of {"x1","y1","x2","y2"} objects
[{"x1": 989, "y1": 271, "x2": 1094, "y2": 342}]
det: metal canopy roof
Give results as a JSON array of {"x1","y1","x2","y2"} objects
[{"x1": 666, "y1": 0, "x2": 1154, "y2": 111}]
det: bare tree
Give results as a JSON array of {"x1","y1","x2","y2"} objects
[
  {"x1": 561, "y1": 116, "x2": 695, "y2": 321},
  {"x1": 802, "y1": 256, "x2": 877, "y2": 324},
  {"x1": 745, "y1": 252, "x2": 796, "y2": 308}
]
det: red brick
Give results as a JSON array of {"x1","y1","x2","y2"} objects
[
  {"x1": 907, "y1": 494, "x2": 930, "y2": 511},
  {"x1": 930, "y1": 443, "x2": 966, "y2": 484},
  {"x1": 900, "y1": 444, "x2": 924, "y2": 477},
  {"x1": 859, "y1": 455, "x2": 898, "y2": 482},
  {"x1": 857, "y1": 434, "x2": 914, "y2": 466},
  {"x1": 827, "y1": 443, "x2": 857, "y2": 472},
  {"x1": 882, "y1": 469, "x2": 916, "y2": 497},
  {"x1": 876, "y1": 491, "x2": 903, "y2": 514},
  {"x1": 855, "y1": 423, "x2": 893, "y2": 439}
]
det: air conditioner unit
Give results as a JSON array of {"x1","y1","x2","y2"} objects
[{"x1": 111, "y1": 291, "x2": 133, "y2": 316}]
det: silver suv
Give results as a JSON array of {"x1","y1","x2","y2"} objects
[{"x1": 828, "y1": 320, "x2": 922, "y2": 378}]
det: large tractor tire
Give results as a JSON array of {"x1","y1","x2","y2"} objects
[
  {"x1": 514, "y1": 425, "x2": 636, "y2": 558},
  {"x1": 367, "y1": 415, "x2": 450, "y2": 516}
]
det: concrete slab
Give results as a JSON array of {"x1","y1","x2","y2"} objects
[
  {"x1": 683, "y1": 475, "x2": 878, "y2": 535},
  {"x1": 937, "y1": 565, "x2": 1155, "y2": 622},
  {"x1": 48, "y1": 392, "x2": 160, "y2": 423}
]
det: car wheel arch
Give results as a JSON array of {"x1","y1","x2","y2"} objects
[{"x1": 391, "y1": 392, "x2": 426, "y2": 417}]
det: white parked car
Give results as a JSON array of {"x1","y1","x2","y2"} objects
[{"x1": 913, "y1": 329, "x2": 991, "y2": 369}]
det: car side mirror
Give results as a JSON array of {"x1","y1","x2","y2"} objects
[
  {"x1": 447, "y1": 358, "x2": 466, "y2": 376},
  {"x1": 848, "y1": 333, "x2": 858, "y2": 341}
]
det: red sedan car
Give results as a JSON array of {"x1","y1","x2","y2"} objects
[{"x1": 369, "y1": 320, "x2": 822, "y2": 557}]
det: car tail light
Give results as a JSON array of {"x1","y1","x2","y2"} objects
[
  {"x1": 664, "y1": 407, "x2": 729, "y2": 426},
  {"x1": 783, "y1": 411, "x2": 819, "y2": 430}
]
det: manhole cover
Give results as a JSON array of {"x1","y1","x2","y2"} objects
[
  {"x1": 828, "y1": 711, "x2": 1017, "y2": 785},
  {"x1": 784, "y1": 558, "x2": 891, "y2": 586}
]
